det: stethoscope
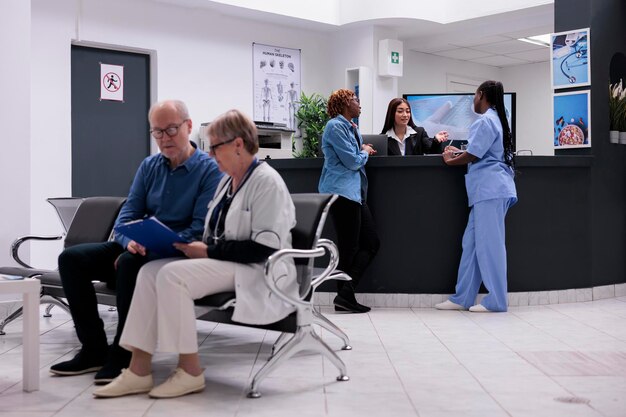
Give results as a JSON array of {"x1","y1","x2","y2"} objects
[{"x1": 560, "y1": 41, "x2": 588, "y2": 84}]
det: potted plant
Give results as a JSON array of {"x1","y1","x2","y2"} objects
[
  {"x1": 293, "y1": 92, "x2": 329, "y2": 158},
  {"x1": 609, "y1": 79, "x2": 626, "y2": 143}
]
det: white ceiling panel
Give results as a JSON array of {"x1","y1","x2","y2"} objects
[
  {"x1": 471, "y1": 39, "x2": 544, "y2": 54},
  {"x1": 449, "y1": 35, "x2": 511, "y2": 47},
  {"x1": 433, "y1": 48, "x2": 495, "y2": 60},
  {"x1": 470, "y1": 55, "x2": 530, "y2": 67},
  {"x1": 507, "y1": 48, "x2": 550, "y2": 62}
]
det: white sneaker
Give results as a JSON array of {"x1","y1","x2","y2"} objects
[
  {"x1": 469, "y1": 304, "x2": 490, "y2": 312},
  {"x1": 434, "y1": 300, "x2": 465, "y2": 310},
  {"x1": 93, "y1": 368, "x2": 153, "y2": 398},
  {"x1": 149, "y1": 368, "x2": 205, "y2": 399}
]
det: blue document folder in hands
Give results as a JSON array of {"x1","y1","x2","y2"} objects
[{"x1": 114, "y1": 216, "x2": 189, "y2": 257}]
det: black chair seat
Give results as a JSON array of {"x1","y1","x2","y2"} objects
[
  {"x1": 195, "y1": 291, "x2": 236, "y2": 307},
  {"x1": 197, "y1": 307, "x2": 297, "y2": 334},
  {"x1": 0, "y1": 266, "x2": 52, "y2": 278}
]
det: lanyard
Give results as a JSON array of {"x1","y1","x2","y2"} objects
[{"x1": 207, "y1": 159, "x2": 261, "y2": 244}]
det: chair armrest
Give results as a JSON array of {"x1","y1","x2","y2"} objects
[
  {"x1": 264, "y1": 246, "x2": 326, "y2": 309},
  {"x1": 310, "y1": 239, "x2": 351, "y2": 289},
  {"x1": 11, "y1": 235, "x2": 63, "y2": 269}
]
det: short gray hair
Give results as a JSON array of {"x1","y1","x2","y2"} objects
[
  {"x1": 148, "y1": 100, "x2": 190, "y2": 121},
  {"x1": 207, "y1": 109, "x2": 258, "y2": 154}
]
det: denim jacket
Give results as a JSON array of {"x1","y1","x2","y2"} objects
[{"x1": 318, "y1": 115, "x2": 369, "y2": 204}]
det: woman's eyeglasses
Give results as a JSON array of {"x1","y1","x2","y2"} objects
[{"x1": 208, "y1": 137, "x2": 237, "y2": 153}]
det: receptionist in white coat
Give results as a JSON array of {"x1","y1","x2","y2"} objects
[
  {"x1": 436, "y1": 80, "x2": 517, "y2": 313},
  {"x1": 94, "y1": 109, "x2": 296, "y2": 399}
]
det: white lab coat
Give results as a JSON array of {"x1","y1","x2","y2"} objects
[{"x1": 203, "y1": 162, "x2": 297, "y2": 325}]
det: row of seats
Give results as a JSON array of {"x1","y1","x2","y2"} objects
[{"x1": 0, "y1": 193, "x2": 352, "y2": 398}]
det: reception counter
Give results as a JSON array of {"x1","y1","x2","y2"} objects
[{"x1": 267, "y1": 155, "x2": 595, "y2": 294}]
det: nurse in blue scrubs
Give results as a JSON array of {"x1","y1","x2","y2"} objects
[{"x1": 435, "y1": 80, "x2": 517, "y2": 312}]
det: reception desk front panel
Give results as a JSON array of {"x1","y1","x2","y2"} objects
[{"x1": 268, "y1": 156, "x2": 594, "y2": 293}]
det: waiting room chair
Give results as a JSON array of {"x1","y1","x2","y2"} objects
[
  {"x1": 0, "y1": 196, "x2": 126, "y2": 335},
  {"x1": 194, "y1": 193, "x2": 351, "y2": 398}
]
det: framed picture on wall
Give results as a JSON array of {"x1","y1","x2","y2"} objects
[
  {"x1": 252, "y1": 43, "x2": 301, "y2": 131},
  {"x1": 553, "y1": 90, "x2": 591, "y2": 149},
  {"x1": 550, "y1": 28, "x2": 590, "y2": 89}
]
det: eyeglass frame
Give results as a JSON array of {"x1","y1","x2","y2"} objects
[
  {"x1": 207, "y1": 137, "x2": 237, "y2": 154},
  {"x1": 150, "y1": 119, "x2": 189, "y2": 140}
]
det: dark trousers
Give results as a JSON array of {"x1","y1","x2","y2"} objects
[
  {"x1": 58, "y1": 241, "x2": 160, "y2": 359},
  {"x1": 330, "y1": 196, "x2": 380, "y2": 296}
]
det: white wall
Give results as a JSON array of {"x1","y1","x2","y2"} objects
[
  {"x1": 29, "y1": 0, "x2": 333, "y2": 266},
  {"x1": 399, "y1": 50, "x2": 552, "y2": 154},
  {"x1": 502, "y1": 62, "x2": 554, "y2": 155},
  {"x1": 0, "y1": 0, "x2": 31, "y2": 267},
  {"x1": 24, "y1": 0, "x2": 552, "y2": 267}
]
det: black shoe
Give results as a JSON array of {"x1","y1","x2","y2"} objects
[
  {"x1": 94, "y1": 345, "x2": 131, "y2": 384},
  {"x1": 94, "y1": 360, "x2": 124, "y2": 385},
  {"x1": 333, "y1": 295, "x2": 371, "y2": 313},
  {"x1": 50, "y1": 349, "x2": 106, "y2": 376}
]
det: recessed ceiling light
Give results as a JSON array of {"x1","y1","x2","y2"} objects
[{"x1": 518, "y1": 34, "x2": 550, "y2": 47}]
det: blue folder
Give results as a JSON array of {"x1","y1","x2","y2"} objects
[{"x1": 114, "y1": 216, "x2": 189, "y2": 257}]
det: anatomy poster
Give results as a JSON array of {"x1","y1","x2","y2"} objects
[
  {"x1": 550, "y1": 28, "x2": 590, "y2": 89},
  {"x1": 252, "y1": 43, "x2": 300, "y2": 130}
]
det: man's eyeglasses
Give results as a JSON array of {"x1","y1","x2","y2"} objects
[
  {"x1": 208, "y1": 137, "x2": 237, "y2": 153},
  {"x1": 150, "y1": 119, "x2": 188, "y2": 140}
]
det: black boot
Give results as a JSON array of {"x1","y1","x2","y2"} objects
[{"x1": 333, "y1": 284, "x2": 371, "y2": 313}]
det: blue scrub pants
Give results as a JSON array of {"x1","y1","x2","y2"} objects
[{"x1": 449, "y1": 197, "x2": 516, "y2": 312}]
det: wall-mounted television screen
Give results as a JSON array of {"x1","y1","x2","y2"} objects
[{"x1": 402, "y1": 92, "x2": 516, "y2": 149}]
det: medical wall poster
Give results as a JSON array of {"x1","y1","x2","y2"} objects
[
  {"x1": 252, "y1": 43, "x2": 301, "y2": 130},
  {"x1": 550, "y1": 28, "x2": 590, "y2": 89},
  {"x1": 100, "y1": 63, "x2": 124, "y2": 102},
  {"x1": 553, "y1": 90, "x2": 591, "y2": 149}
]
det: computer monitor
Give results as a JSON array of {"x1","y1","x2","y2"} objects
[
  {"x1": 402, "y1": 92, "x2": 516, "y2": 150},
  {"x1": 361, "y1": 134, "x2": 388, "y2": 156}
]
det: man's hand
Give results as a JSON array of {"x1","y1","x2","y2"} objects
[{"x1": 127, "y1": 240, "x2": 146, "y2": 256}]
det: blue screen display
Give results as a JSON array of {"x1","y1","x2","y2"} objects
[{"x1": 403, "y1": 93, "x2": 515, "y2": 146}]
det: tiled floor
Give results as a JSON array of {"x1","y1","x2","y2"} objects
[{"x1": 1, "y1": 297, "x2": 625, "y2": 417}]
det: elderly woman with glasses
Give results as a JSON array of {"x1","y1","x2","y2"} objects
[
  {"x1": 94, "y1": 109, "x2": 296, "y2": 399},
  {"x1": 318, "y1": 89, "x2": 380, "y2": 314}
]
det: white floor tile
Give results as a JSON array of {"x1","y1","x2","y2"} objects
[{"x1": 0, "y1": 299, "x2": 625, "y2": 416}]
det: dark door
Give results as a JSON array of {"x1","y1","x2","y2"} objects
[{"x1": 71, "y1": 45, "x2": 150, "y2": 197}]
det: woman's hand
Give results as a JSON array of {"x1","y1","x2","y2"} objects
[
  {"x1": 362, "y1": 143, "x2": 377, "y2": 156},
  {"x1": 174, "y1": 241, "x2": 209, "y2": 259},
  {"x1": 442, "y1": 146, "x2": 461, "y2": 165},
  {"x1": 434, "y1": 131, "x2": 449, "y2": 142}
]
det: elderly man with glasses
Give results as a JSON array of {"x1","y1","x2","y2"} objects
[{"x1": 50, "y1": 100, "x2": 223, "y2": 384}]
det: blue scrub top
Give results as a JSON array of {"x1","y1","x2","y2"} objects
[{"x1": 465, "y1": 108, "x2": 517, "y2": 207}]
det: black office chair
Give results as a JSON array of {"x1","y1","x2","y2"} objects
[
  {"x1": 0, "y1": 196, "x2": 126, "y2": 335},
  {"x1": 194, "y1": 193, "x2": 351, "y2": 398}
]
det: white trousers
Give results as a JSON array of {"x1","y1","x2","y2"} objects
[{"x1": 120, "y1": 257, "x2": 236, "y2": 355}]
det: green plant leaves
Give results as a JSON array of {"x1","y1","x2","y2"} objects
[{"x1": 293, "y1": 92, "x2": 330, "y2": 158}]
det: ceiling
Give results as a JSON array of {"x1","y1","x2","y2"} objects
[
  {"x1": 153, "y1": 0, "x2": 554, "y2": 68},
  {"x1": 386, "y1": 4, "x2": 554, "y2": 67}
]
